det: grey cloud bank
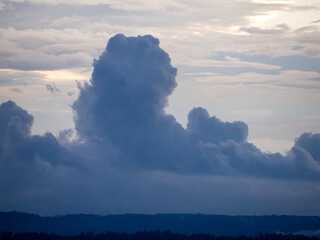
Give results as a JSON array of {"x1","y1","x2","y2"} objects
[{"x1": 0, "y1": 34, "x2": 320, "y2": 215}]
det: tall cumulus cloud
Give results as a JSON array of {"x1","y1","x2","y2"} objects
[{"x1": 1, "y1": 34, "x2": 320, "y2": 215}]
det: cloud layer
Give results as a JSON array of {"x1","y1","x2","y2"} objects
[{"x1": 1, "y1": 34, "x2": 320, "y2": 215}]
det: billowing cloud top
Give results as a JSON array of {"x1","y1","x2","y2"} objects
[
  {"x1": 187, "y1": 107, "x2": 248, "y2": 144},
  {"x1": 1, "y1": 34, "x2": 320, "y2": 215},
  {"x1": 0, "y1": 100, "x2": 33, "y2": 143},
  {"x1": 72, "y1": 34, "x2": 253, "y2": 173}
]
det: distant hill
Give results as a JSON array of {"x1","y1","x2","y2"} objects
[
  {"x1": 0, "y1": 212, "x2": 320, "y2": 236},
  {"x1": 1, "y1": 231, "x2": 320, "y2": 240}
]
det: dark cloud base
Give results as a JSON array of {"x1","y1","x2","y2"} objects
[{"x1": 1, "y1": 34, "x2": 320, "y2": 215}]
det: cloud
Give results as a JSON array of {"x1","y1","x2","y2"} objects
[
  {"x1": 239, "y1": 24, "x2": 290, "y2": 35},
  {"x1": 1, "y1": 34, "x2": 320, "y2": 215},
  {"x1": 73, "y1": 34, "x2": 198, "y2": 172},
  {"x1": 0, "y1": 28, "x2": 99, "y2": 71},
  {"x1": 0, "y1": 101, "x2": 82, "y2": 214},
  {"x1": 10, "y1": 87, "x2": 22, "y2": 93},
  {"x1": 0, "y1": 100, "x2": 75, "y2": 167},
  {"x1": 181, "y1": 58, "x2": 281, "y2": 70},
  {"x1": 67, "y1": 91, "x2": 74, "y2": 96},
  {"x1": 210, "y1": 51, "x2": 320, "y2": 74},
  {"x1": 0, "y1": 100, "x2": 33, "y2": 142},
  {"x1": 0, "y1": 69, "x2": 44, "y2": 86},
  {"x1": 72, "y1": 34, "x2": 320, "y2": 178},
  {"x1": 186, "y1": 70, "x2": 320, "y2": 89},
  {"x1": 46, "y1": 83, "x2": 60, "y2": 93},
  {"x1": 187, "y1": 107, "x2": 248, "y2": 144},
  {"x1": 295, "y1": 132, "x2": 320, "y2": 164}
]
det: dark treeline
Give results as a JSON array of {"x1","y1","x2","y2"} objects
[
  {"x1": 1, "y1": 231, "x2": 320, "y2": 240},
  {"x1": 2, "y1": 212, "x2": 320, "y2": 236}
]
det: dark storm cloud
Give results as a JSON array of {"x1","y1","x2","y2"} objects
[
  {"x1": 1, "y1": 34, "x2": 320, "y2": 215},
  {"x1": 0, "y1": 33, "x2": 317, "y2": 179},
  {"x1": 0, "y1": 101, "x2": 75, "y2": 167},
  {"x1": 0, "y1": 100, "x2": 33, "y2": 143},
  {"x1": 72, "y1": 34, "x2": 254, "y2": 174},
  {"x1": 72, "y1": 34, "x2": 320, "y2": 178},
  {"x1": 187, "y1": 107, "x2": 248, "y2": 144},
  {"x1": 0, "y1": 101, "x2": 82, "y2": 214},
  {"x1": 294, "y1": 132, "x2": 320, "y2": 164},
  {"x1": 72, "y1": 34, "x2": 197, "y2": 172},
  {"x1": 199, "y1": 139, "x2": 320, "y2": 179},
  {"x1": 1, "y1": 34, "x2": 319, "y2": 178}
]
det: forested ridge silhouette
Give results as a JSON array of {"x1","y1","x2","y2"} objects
[
  {"x1": 1, "y1": 212, "x2": 320, "y2": 237},
  {"x1": 1, "y1": 231, "x2": 320, "y2": 240}
]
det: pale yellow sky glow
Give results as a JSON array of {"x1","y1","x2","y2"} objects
[
  {"x1": 249, "y1": 0, "x2": 320, "y2": 29},
  {"x1": 247, "y1": 11, "x2": 280, "y2": 27},
  {"x1": 252, "y1": 0, "x2": 294, "y2": 4},
  {"x1": 35, "y1": 68, "x2": 90, "y2": 82}
]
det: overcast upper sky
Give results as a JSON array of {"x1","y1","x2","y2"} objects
[{"x1": 0, "y1": 0, "x2": 320, "y2": 216}]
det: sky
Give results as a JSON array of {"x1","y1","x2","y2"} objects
[{"x1": 0, "y1": 0, "x2": 320, "y2": 216}]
